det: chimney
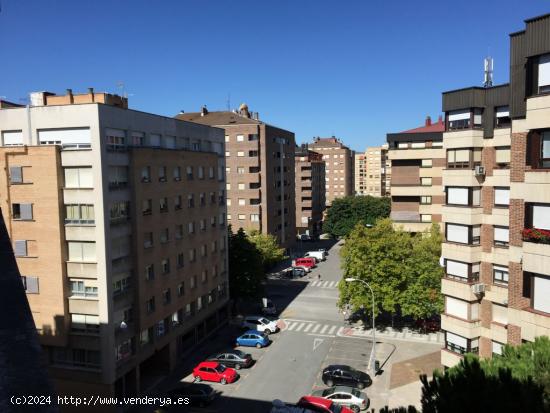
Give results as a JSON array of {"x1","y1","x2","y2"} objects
[
  {"x1": 88, "y1": 87, "x2": 95, "y2": 102},
  {"x1": 200, "y1": 105, "x2": 208, "y2": 116},
  {"x1": 438, "y1": 115, "x2": 443, "y2": 123},
  {"x1": 66, "y1": 88, "x2": 74, "y2": 104},
  {"x1": 425, "y1": 116, "x2": 432, "y2": 126}
]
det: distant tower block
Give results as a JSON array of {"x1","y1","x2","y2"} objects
[{"x1": 484, "y1": 56, "x2": 494, "y2": 88}]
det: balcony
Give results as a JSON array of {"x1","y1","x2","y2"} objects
[
  {"x1": 441, "y1": 242, "x2": 481, "y2": 264},
  {"x1": 442, "y1": 169, "x2": 480, "y2": 186},
  {"x1": 388, "y1": 148, "x2": 443, "y2": 161},
  {"x1": 441, "y1": 314, "x2": 481, "y2": 339},
  {"x1": 441, "y1": 349, "x2": 463, "y2": 368},
  {"x1": 67, "y1": 262, "x2": 97, "y2": 279},
  {"x1": 390, "y1": 185, "x2": 441, "y2": 196},
  {"x1": 441, "y1": 278, "x2": 479, "y2": 302},
  {"x1": 522, "y1": 235, "x2": 550, "y2": 275},
  {"x1": 442, "y1": 206, "x2": 483, "y2": 226},
  {"x1": 65, "y1": 225, "x2": 96, "y2": 242},
  {"x1": 526, "y1": 94, "x2": 550, "y2": 130},
  {"x1": 443, "y1": 129, "x2": 484, "y2": 149}
]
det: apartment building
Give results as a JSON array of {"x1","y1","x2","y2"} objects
[
  {"x1": 295, "y1": 145, "x2": 325, "y2": 237},
  {"x1": 309, "y1": 136, "x2": 354, "y2": 206},
  {"x1": 0, "y1": 89, "x2": 229, "y2": 401},
  {"x1": 440, "y1": 13, "x2": 550, "y2": 368},
  {"x1": 354, "y1": 145, "x2": 391, "y2": 197},
  {"x1": 177, "y1": 105, "x2": 296, "y2": 248},
  {"x1": 387, "y1": 116, "x2": 445, "y2": 232}
]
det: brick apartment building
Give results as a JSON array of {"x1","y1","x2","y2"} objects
[
  {"x1": 440, "y1": 13, "x2": 550, "y2": 368},
  {"x1": 354, "y1": 145, "x2": 391, "y2": 197},
  {"x1": 295, "y1": 144, "x2": 325, "y2": 237},
  {"x1": 0, "y1": 89, "x2": 229, "y2": 400},
  {"x1": 308, "y1": 136, "x2": 354, "y2": 206},
  {"x1": 177, "y1": 105, "x2": 296, "y2": 248},
  {"x1": 387, "y1": 116, "x2": 445, "y2": 232}
]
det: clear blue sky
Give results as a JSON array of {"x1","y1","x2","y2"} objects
[{"x1": 1, "y1": 1, "x2": 548, "y2": 152}]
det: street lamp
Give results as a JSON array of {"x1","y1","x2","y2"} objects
[{"x1": 345, "y1": 277, "x2": 376, "y2": 375}]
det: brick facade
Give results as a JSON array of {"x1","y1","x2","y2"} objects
[
  {"x1": 479, "y1": 336, "x2": 492, "y2": 359},
  {"x1": 509, "y1": 199, "x2": 524, "y2": 247},
  {"x1": 508, "y1": 261, "x2": 530, "y2": 310},
  {"x1": 482, "y1": 146, "x2": 496, "y2": 177},
  {"x1": 480, "y1": 299, "x2": 492, "y2": 329},
  {"x1": 510, "y1": 133, "x2": 527, "y2": 182},
  {"x1": 481, "y1": 224, "x2": 494, "y2": 253},
  {"x1": 482, "y1": 186, "x2": 493, "y2": 215},
  {"x1": 480, "y1": 262, "x2": 492, "y2": 284},
  {"x1": 507, "y1": 324, "x2": 522, "y2": 345}
]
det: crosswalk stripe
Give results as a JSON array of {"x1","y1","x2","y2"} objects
[
  {"x1": 331, "y1": 281, "x2": 338, "y2": 288},
  {"x1": 328, "y1": 325, "x2": 337, "y2": 335},
  {"x1": 336, "y1": 327, "x2": 344, "y2": 335},
  {"x1": 311, "y1": 324, "x2": 321, "y2": 333},
  {"x1": 287, "y1": 322, "x2": 298, "y2": 331},
  {"x1": 294, "y1": 322, "x2": 305, "y2": 332},
  {"x1": 320, "y1": 325, "x2": 329, "y2": 334},
  {"x1": 322, "y1": 281, "x2": 330, "y2": 287},
  {"x1": 303, "y1": 323, "x2": 313, "y2": 333}
]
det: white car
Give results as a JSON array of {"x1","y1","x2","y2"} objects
[
  {"x1": 304, "y1": 251, "x2": 326, "y2": 262},
  {"x1": 242, "y1": 316, "x2": 279, "y2": 334}
]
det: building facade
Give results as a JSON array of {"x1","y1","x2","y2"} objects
[
  {"x1": 387, "y1": 116, "x2": 445, "y2": 232},
  {"x1": 177, "y1": 105, "x2": 296, "y2": 248},
  {"x1": 440, "y1": 13, "x2": 550, "y2": 368},
  {"x1": 309, "y1": 137, "x2": 354, "y2": 206},
  {"x1": 0, "y1": 89, "x2": 229, "y2": 400},
  {"x1": 354, "y1": 145, "x2": 391, "y2": 197},
  {"x1": 295, "y1": 145, "x2": 325, "y2": 237}
]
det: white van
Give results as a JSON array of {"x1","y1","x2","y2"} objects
[
  {"x1": 304, "y1": 251, "x2": 326, "y2": 262},
  {"x1": 242, "y1": 316, "x2": 279, "y2": 334}
]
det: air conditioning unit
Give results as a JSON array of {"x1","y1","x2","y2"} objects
[
  {"x1": 474, "y1": 165, "x2": 485, "y2": 176},
  {"x1": 471, "y1": 283, "x2": 486, "y2": 294}
]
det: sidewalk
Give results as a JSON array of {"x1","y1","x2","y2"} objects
[{"x1": 338, "y1": 325, "x2": 443, "y2": 344}]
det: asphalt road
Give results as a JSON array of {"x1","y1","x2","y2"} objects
[{"x1": 173, "y1": 240, "x2": 374, "y2": 413}]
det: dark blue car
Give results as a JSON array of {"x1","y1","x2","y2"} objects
[{"x1": 236, "y1": 329, "x2": 270, "y2": 348}]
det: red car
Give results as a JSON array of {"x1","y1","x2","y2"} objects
[
  {"x1": 192, "y1": 361, "x2": 238, "y2": 385},
  {"x1": 297, "y1": 396, "x2": 353, "y2": 413}
]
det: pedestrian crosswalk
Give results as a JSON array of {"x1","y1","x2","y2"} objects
[
  {"x1": 308, "y1": 280, "x2": 339, "y2": 289},
  {"x1": 282, "y1": 319, "x2": 344, "y2": 337}
]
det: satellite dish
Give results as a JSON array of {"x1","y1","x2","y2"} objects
[{"x1": 120, "y1": 321, "x2": 128, "y2": 330}]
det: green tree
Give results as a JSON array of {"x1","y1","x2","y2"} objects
[
  {"x1": 338, "y1": 218, "x2": 412, "y2": 317},
  {"x1": 400, "y1": 224, "x2": 444, "y2": 320},
  {"x1": 324, "y1": 196, "x2": 390, "y2": 238},
  {"x1": 248, "y1": 229, "x2": 285, "y2": 270},
  {"x1": 227, "y1": 226, "x2": 265, "y2": 303}
]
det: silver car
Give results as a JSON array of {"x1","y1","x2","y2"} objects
[{"x1": 311, "y1": 386, "x2": 369, "y2": 412}]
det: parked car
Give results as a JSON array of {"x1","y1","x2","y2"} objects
[
  {"x1": 304, "y1": 251, "x2": 326, "y2": 262},
  {"x1": 311, "y1": 386, "x2": 369, "y2": 412},
  {"x1": 261, "y1": 297, "x2": 277, "y2": 315},
  {"x1": 165, "y1": 383, "x2": 217, "y2": 407},
  {"x1": 298, "y1": 396, "x2": 354, "y2": 413},
  {"x1": 293, "y1": 265, "x2": 311, "y2": 273},
  {"x1": 297, "y1": 234, "x2": 311, "y2": 242},
  {"x1": 282, "y1": 267, "x2": 307, "y2": 278},
  {"x1": 236, "y1": 330, "x2": 270, "y2": 348},
  {"x1": 321, "y1": 365, "x2": 372, "y2": 389},
  {"x1": 192, "y1": 361, "x2": 238, "y2": 385},
  {"x1": 293, "y1": 257, "x2": 316, "y2": 269},
  {"x1": 242, "y1": 315, "x2": 279, "y2": 334},
  {"x1": 206, "y1": 349, "x2": 253, "y2": 370}
]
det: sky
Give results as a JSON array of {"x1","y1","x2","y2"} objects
[{"x1": 0, "y1": 1, "x2": 548, "y2": 152}]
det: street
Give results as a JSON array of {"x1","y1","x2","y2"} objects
[{"x1": 154, "y1": 240, "x2": 440, "y2": 413}]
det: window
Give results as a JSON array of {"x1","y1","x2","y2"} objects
[
  {"x1": 188, "y1": 222, "x2": 195, "y2": 234},
  {"x1": 190, "y1": 275, "x2": 196, "y2": 289},
  {"x1": 142, "y1": 199, "x2": 152, "y2": 215},
  {"x1": 398, "y1": 142, "x2": 409, "y2": 149},
  {"x1": 140, "y1": 328, "x2": 153, "y2": 346},
  {"x1": 146, "y1": 297, "x2": 155, "y2": 314},
  {"x1": 175, "y1": 224, "x2": 183, "y2": 240},
  {"x1": 173, "y1": 195, "x2": 182, "y2": 210},
  {"x1": 2, "y1": 130, "x2": 23, "y2": 146},
  {"x1": 71, "y1": 314, "x2": 100, "y2": 334},
  {"x1": 186, "y1": 166, "x2": 194, "y2": 180},
  {"x1": 211, "y1": 216, "x2": 216, "y2": 227},
  {"x1": 445, "y1": 296, "x2": 469, "y2": 319},
  {"x1": 69, "y1": 280, "x2": 98, "y2": 298},
  {"x1": 237, "y1": 134, "x2": 244, "y2": 142},
  {"x1": 108, "y1": 166, "x2": 128, "y2": 188},
  {"x1": 226, "y1": 183, "x2": 231, "y2": 190},
  {"x1": 421, "y1": 177, "x2": 432, "y2": 186},
  {"x1": 225, "y1": 135, "x2": 229, "y2": 143},
  {"x1": 421, "y1": 159, "x2": 432, "y2": 168},
  {"x1": 161, "y1": 258, "x2": 170, "y2": 274},
  {"x1": 249, "y1": 150, "x2": 258, "y2": 157},
  {"x1": 238, "y1": 198, "x2": 246, "y2": 206},
  {"x1": 533, "y1": 274, "x2": 550, "y2": 313},
  {"x1": 495, "y1": 147, "x2": 511, "y2": 166},
  {"x1": 12, "y1": 203, "x2": 33, "y2": 220},
  {"x1": 420, "y1": 196, "x2": 432, "y2": 205},
  {"x1": 494, "y1": 226, "x2": 509, "y2": 247},
  {"x1": 227, "y1": 199, "x2": 231, "y2": 206},
  {"x1": 495, "y1": 106, "x2": 511, "y2": 128},
  {"x1": 200, "y1": 219, "x2": 206, "y2": 231},
  {"x1": 159, "y1": 197, "x2": 168, "y2": 212},
  {"x1": 445, "y1": 331, "x2": 479, "y2": 355},
  {"x1": 141, "y1": 166, "x2": 151, "y2": 182},
  {"x1": 64, "y1": 167, "x2": 93, "y2": 188},
  {"x1": 446, "y1": 224, "x2": 480, "y2": 245},
  {"x1": 66, "y1": 204, "x2": 95, "y2": 224},
  {"x1": 9, "y1": 166, "x2": 23, "y2": 183},
  {"x1": 160, "y1": 228, "x2": 169, "y2": 244},
  {"x1": 411, "y1": 142, "x2": 426, "y2": 149},
  {"x1": 106, "y1": 129, "x2": 126, "y2": 151},
  {"x1": 189, "y1": 248, "x2": 196, "y2": 262},
  {"x1": 173, "y1": 166, "x2": 181, "y2": 181},
  {"x1": 177, "y1": 252, "x2": 184, "y2": 268},
  {"x1": 198, "y1": 166, "x2": 204, "y2": 179},
  {"x1": 21, "y1": 275, "x2": 39, "y2": 294},
  {"x1": 445, "y1": 259, "x2": 479, "y2": 282},
  {"x1": 145, "y1": 264, "x2": 155, "y2": 281},
  {"x1": 68, "y1": 242, "x2": 96, "y2": 262},
  {"x1": 143, "y1": 232, "x2": 153, "y2": 248},
  {"x1": 237, "y1": 151, "x2": 245, "y2": 157},
  {"x1": 421, "y1": 214, "x2": 432, "y2": 222},
  {"x1": 494, "y1": 187, "x2": 510, "y2": 207},
  {"x1": 238, "y1": 214, "x2": 246, "y2": 220},
  {"x1": 163, "y1": 289, "x2": 171, "y2": 305},
  {"x1": 251, "y1": 214, "x2": 260, "y2": 222},
  {"x1": 492, "y1": 341, "x2": 504, "y2": 356},
  {"x1": 209, "y1": 166, "x2": 215, "y2": 179},
  {"x1": 493, "y1": 265, "x2": 509, "y2": 285},
  {"x1": 527, "y1": 130, "x2": 550, "y2": 169},
  {"x1": 225, "y1": 151, "x2": 230, "y2": 157},
  {"x1": 538, "y1": 53, "x2": 550, "y2": 94},
  {"x1": 448, "y1": 110, "x2": 471, "y2": 130},
  {"x1": 446, "y1": 187, "x2": 481, "y2": 206},
  {"x1": 187, "y1": 194, "x2": 195, "y2": 208},
  {"x1": 201, "y1": 245, "x2": 207, "y2": 257}
]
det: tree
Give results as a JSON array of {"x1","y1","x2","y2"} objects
[
  {"x1": 338, "y1": 220, "x2": 443, "y2": 321},
  {"x1": 400, "y1": 224, "x2": 444, "y2": 320},
  {"x1": 227, "y1": 227, "x2": 265, "y2": 304},
  {"x1": 248, "y1": 229, "x2": 285, "y2": 270},
  {"x1": 323, "y1": 196, "x2": 390, "y2": 238}
]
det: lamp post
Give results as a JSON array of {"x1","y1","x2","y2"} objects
[{"x1": 345, "y1": 277, "x2": 376, "y2": 374}]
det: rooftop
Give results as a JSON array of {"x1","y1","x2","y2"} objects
[{"x1": 400, "y1": 115, "x2": 445, "y2": 133}]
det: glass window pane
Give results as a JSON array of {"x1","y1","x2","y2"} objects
[
  {"x1": 79, "y1": 168, "x2": 93, "y2": 187},
  {"x1": 542, "y1": 133, "x2": 550, "y2": 158},
  {"x1": 64, "y1": 169, "x2": 79, "y2": 188},
  {"x1": 68, "y1": 242, "x2": 82, "y2": 261},
  {"x1": 82, "y1": 243, "x2": 96, "y2": 261}
]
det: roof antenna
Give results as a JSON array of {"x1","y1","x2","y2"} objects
[
  {"x1": 483, "y1": 55, "x2": 493, "y2": 88},
  {"x1": 227, "y1": 92, "x2": 231, "y2": 111}
]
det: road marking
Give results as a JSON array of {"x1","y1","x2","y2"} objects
[
  {"x1": 287, "y1": 322, "x2": 298, "y2": 331},
  {"x1": 311, "y1": 324, "x2": 321, "y2": 333},
  {"x1": 327, "y1": 325, "x2": 337, "y2": 335},
  {"x1": 294, "y1": 322, "x2": 305, "y2": 332},
  {"x1": 283, "y1": 318, "x2": 316, "y2": 323},
  {"x1": 336, "y1": 327, "x2": 344, "y2": 335},
  {"x1": 320, "y1": 325, "x2": 329, "y2": 334},
  {"x1": 313, "y1": 338, "x2": 324, "y2": 351},
  {"x1": 322, "y1": 281, "x2": 330, "y2": 287},
  {"x1": 303, "y1": 323, "x2": 313, "y2": 333},
  {"x1": 307, "y1": 333, "x2": 335, "y2": 338}
]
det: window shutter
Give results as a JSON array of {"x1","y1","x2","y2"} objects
[
  {"x1": 14, "y1": 240, "x2": 27, "y2": 256},
  {"x1": 10, "y1": 166, "x2": 22, "y2": 183},
  {"x1": 20, "y1": 203, "x2": 33, "y2": 220},
  {"x1": 25, "y1": 276, "x2": 39, "y2": 293},
  {"x1": 527, "y1": 131, "x2": 541, "y2": 168}
]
